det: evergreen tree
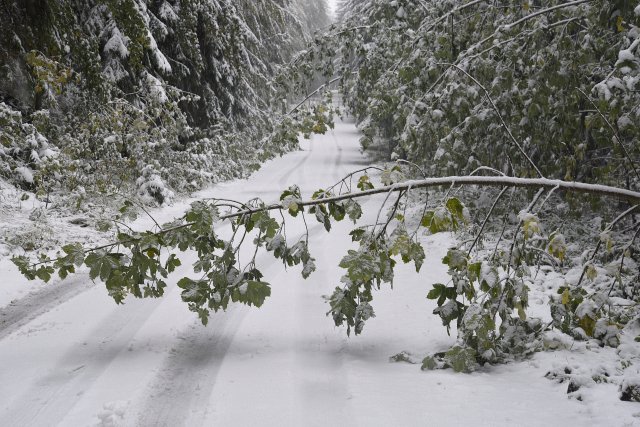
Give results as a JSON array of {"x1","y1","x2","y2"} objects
[{"x1": 0, "y1": 0, "x2": 328, "y2": 204}]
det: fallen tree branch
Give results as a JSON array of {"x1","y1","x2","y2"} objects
[
  {"x1": 288, "y1": 76, "x2": 342, "y2": 116},
  {"x1": 288, "y1": 176, "x2": 640, "y2": 210},
  {"x1": 24, "y1": 174, "x2": 640, "y2": 268}
]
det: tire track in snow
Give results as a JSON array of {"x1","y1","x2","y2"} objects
[
  {"x1": 0, "y1": 114, "x2": 373, "y2": 426},
  {"x1": 157, "y1": 116, "x2": 368, "y2": 425},
  {"x1": 133, "y1": 308, "x2": 246, "y2": 427},
  {"x1": 291, "y1": 231, "x2": 354, "y2": 425},
  {"x1": 132, "y1": 220, "x2": 324, "y2": 425},
  {"x1": 331, "y1": 129, "x2": 344, "y2": 183},
  {"x1": 0, "y1": 276, "x2": 92, "y2": 340},
  {"x1": 277, "y1": 138, "x2": 314, "y2": 188},
  {"x1": 289, "y1": 192, "x2": 381, "y2": 425},
  {"x1": 0, "y1": 295, "x2": 162, "y2": 427}
]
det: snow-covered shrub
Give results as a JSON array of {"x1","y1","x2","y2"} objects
[
  {"x1": 136, "y1": 165, "x2": 174, "y2": 205},
  {"x1": 0, "y1": 103, "x2": 59, "y2": 191}
]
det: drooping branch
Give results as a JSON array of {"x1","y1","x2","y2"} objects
[
  {"x1": 24, "y1": 174, "x2": 640, "y2": 269},
  {"x1": 288, "y1": 76, "x2": 342, "y2": 115},
  {"x1": 285, "y1": 175, "x2": 640, "y2": 209},
  {"x1": 502, "y1": 0, "x2": 592, "y2": 31}
]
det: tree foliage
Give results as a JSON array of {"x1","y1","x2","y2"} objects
[
  {"x1": 290, "y1": 0, "x2": 640, "y2": 190},
  {"x1": 281, "y1": 0, "x2": 640, "y2": 374},
  {"x1": 0, "y1": 0, "x2": 330, "y2": 206}
]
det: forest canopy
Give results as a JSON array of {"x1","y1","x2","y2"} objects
[{"x1": 0, "y1": 0, "x2": 330, "y2": 205}]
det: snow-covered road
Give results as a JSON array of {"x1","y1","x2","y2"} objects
[{"x1": 0, "y1": 118, "x2": 635, "y2": 426}]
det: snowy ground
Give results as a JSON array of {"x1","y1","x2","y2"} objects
[{"x1": 0, "y1": 117, "x2": 639, "y2": 426}]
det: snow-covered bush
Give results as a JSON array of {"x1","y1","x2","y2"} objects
[{"x1": 0, "y1": 103, "x2": 59, "y2": 192}]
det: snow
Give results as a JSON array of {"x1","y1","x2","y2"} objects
[
  {"x1": 104, "y1": 28, "x2": 129, "y2": 59},
  {"x1": 618, "y1": 49, "x2": 636, "y2": 63},
  {"x1": 144, "y1": 72, "x2": 168, "y2": 103},
  {"x1": 14, "y1": 166, "x2": 33, "y2": 184},
  {"x1": 0, "y1": 117, "x2": 639, "y2": 425},
  {"x1": 326, "y1": 0, "x2": 338, "y2": 17},
  {"x1": 159, "y1": 2, "x2": 179, "y2": 22},
  {"x1": 147, "y1": 30, "x2": 172, "y2": 74}
]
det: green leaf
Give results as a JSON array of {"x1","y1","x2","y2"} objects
[
  {"x1": 427, "y1": 283, "x2": 445, "y2": 300},
  {"x1": 288, "y1": 202, "x2": 299, "y2": 216},
  {"x1": 95, "y1": 219, "x2": 112, "y2": 232},
  {"x1": 11, "y1": 255, "x2": 37, "y2": 280},
  {"x1": 421, "y1": 356, "x2": 438, "y2": 371},
  {"x1": 186, "y1": 201, "x2": 218, "y2": 233},
  {"x1": 329, "y1": 202, "x2": 346, "y2": 221},
  {"x1": 197, "y1": 308, "x2": 210, "y2": 326},
  {"x1": 357, "y1": 175, "x2": 374, "y2": 191},
  {"x1": 35, "y1": 266, "x2": 55, "y2": 283},
  {"x1": 165, "y1": 254, "x2": 181, "y2": 273},
  {"x1": 339, "y1": 250, "x2": 379, "y2": 284},
  {"x1": 62, "y1": 243, "x2": 86, "y2": 267},
  {"x1": 279, "y1": 185, "x2": 301, "y2": 201},
  {"x1": 302, "y1": 256, "x2": 316, "y2": 279},
  {"x1": 105, "y1": 270, "x2": 128, "y2": 304},
  {"x1": 266, "y1": 233, "x2": 287, "y2": 258},
  {"x1": 350, "y1": 228, "x2": 366, "y2": 242},
  {"x1": 409, "y1": 242, "x2": 425, "y2": 272},
  {"x1": 421, "y1": 208, "x2": 453, "y2": 233},
  {"x1": 314, "y1": 205, "x2": 331, "y2": 232},
  {"x1": 421, "y1": 211, "x2": 434, "y2": 228},
  {"x1": 118, "y1": 200, "x2": 138, "y2": 221},
  {"x1": 433, "y1": 299, "x2": 462, "y2": 331},
  {"x1": 443, "y1": 249, "x2": 467, "y2": 271},
  {"x1": 252, "y1": 211, "x2": 279, "y2": 238},
  {"x1": 178, "y1": 277, "x2": 208, "y2": 305},
  {"x1": 312, "y1": 189, "x2": 328, "y2": 200},
  {"x1": 84, "y1": 251, "x2": 123, "y2": 281},
  {"x1": 548, "y1": 232, "x2": 567, "y2": 261},
  {"x1": 446, "y1": 198, "x2": 465, "y2": 221},
  {"x1": 444, "y1": 346, "x2": 478, "y2": 373},
  {"x1": 345, "y1": 199, "x2": 362, "y2": 223},
  {"x1": 467, "y1": 262, "x2": 482, "y2": 283},
  {"x1": 280, "y1": 187, "x2": 302, "y2": 217},
  {"x1": 239, "y1": 280, "x2": 271, "y2": 308},
  {"x1": 327, "y1": 287, "x2": 357, "y2": 335},
  {"x1": 389, "y1": 227, "x2": 411, "y2": 257},
  {"x1": 520, "y1": 212, "x2": 541, "y2": 240},
  {"x1": 57, "y1": 265, "x2": 75, "y2": 280}
]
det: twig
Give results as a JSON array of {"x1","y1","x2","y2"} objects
[
  {"x1": 575, "y1": 204, "x2": 640, "y2": 288},
  {"x1": 606, "y1": 224, "x2": 640, "y2": 298},
  {"x1": 467, "y1": 187, "x2": 508, "y2": 256},
  {"x1": 577, "y1": 87, "x2": 640, "y2": 185}
]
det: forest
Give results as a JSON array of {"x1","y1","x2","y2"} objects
[{"x1": 1, "y1": 0, "x2": 639, "y2": 425}]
